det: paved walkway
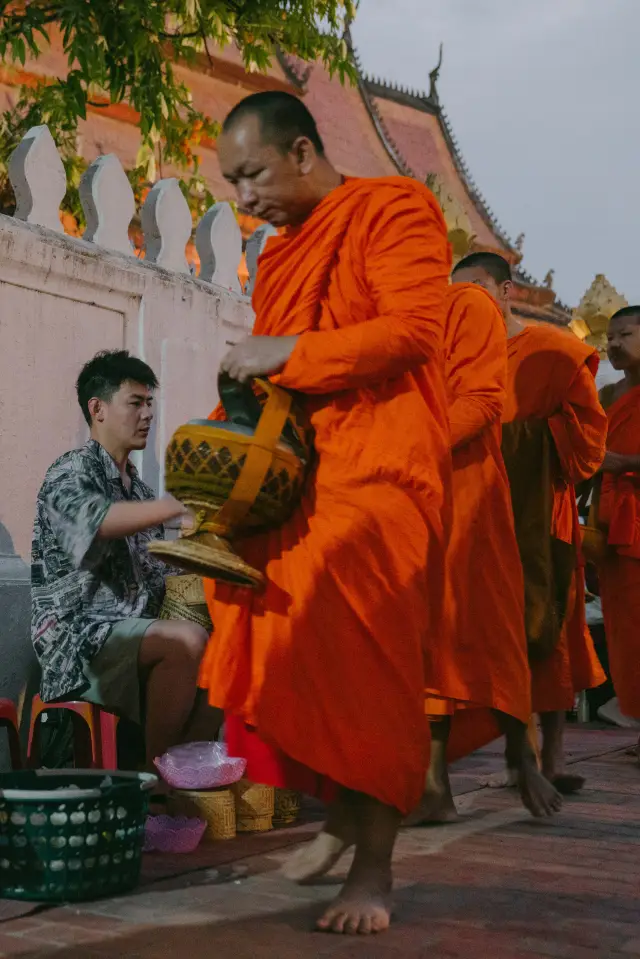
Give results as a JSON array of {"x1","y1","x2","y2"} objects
[{"x1": 0, "y1": 726, "x2": 639, "y2": 959}]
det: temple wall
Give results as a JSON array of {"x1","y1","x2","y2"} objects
[{"x1": 0, "y1": 126, "x2": 258, "y2": 764}]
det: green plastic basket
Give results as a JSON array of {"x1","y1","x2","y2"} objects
[{"x1": 0, "y1": 769, "x2": 156, "y2": 902}]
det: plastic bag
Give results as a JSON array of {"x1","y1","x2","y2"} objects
[{"x1": 154, "y1": 741, "x2": 246, "y2": 790}]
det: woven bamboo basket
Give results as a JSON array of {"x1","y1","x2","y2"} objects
[
  {"x1": 168, "y1": 787, "x2": 236, "y2": 841},
  {"x1": 232, "y1": 779, "x2": 274, "y2": 832},
  {"x1": 272, "y1": 789, "x2": 301, "y2": 828},
  {"x1": 160, "y1": 574, "x2": 213, "y2": 633}
]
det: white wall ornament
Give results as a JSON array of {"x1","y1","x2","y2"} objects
[
  {"x1": 8, "y1": 124, "x2": 67, "y2": 232},
  {"x1": 195, "y1": 201, "x2": 242, "y2": 293},
  {"x1": 80, "y1": 154, "x2": 135, "y2": 256},
  {"x1": 141, "y1": 178, "x2": 192, "y2": 274},
  {"x1": 245, "y1": 223, "x2": 277, "y2": 297}
]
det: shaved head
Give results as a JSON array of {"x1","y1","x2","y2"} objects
[
  {"x1": 607, "y1": 306, "x2": 640, "y2": 370},
  {"x1": 223, "y1": 91, "x2": 325, "y2": 156},
  {"x1": 609, "y1": 306, "x2": 640, "y2": 325},
  {"x1": 452, "y1": 252, "x2": 512, "y2": 285},
  {"x1": 218, "y1": 91, "x2": 339, "y2": 228},
  {"x1": 452, "y1": 251, "x2": 513, "y2": 318}
]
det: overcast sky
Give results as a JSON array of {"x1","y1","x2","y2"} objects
[{"x1": 352, "y1": 0, "x2": 639, "y2": 308}]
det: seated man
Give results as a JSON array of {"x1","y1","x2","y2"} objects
[{"x1": 31, "y1": 349, "x2": 213, "y2": 770}]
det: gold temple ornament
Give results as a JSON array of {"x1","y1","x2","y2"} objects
[{"x1": 570, "y1": 274, "x2": 628, "y2": 353}]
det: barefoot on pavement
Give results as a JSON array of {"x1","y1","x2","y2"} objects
[
  {"x1": 403, "y1": 783, "x2": 460, "y2": 826},
  {"x1": 282, "y1": 832, "x2": 351, "y2": 884},
  {"x1": 316, "y1": 861, "x2": 392, "y2": 935},
  {"x1": 481, "y1": 767, "x2": 518, "y2": 789},
  {"x1": 547, "y1": 773, "x2": 585, "y2": 795},
  {"x1": 518, "y1": 754, "x2": 563, "y2": 817}
]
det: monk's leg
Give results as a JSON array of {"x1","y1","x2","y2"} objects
[
  {"x1": 283, "y1": 794, "x2": 356, "y2": 883},
  {"x1": 404, "y1": 717, "x2": 458, "y2": 825},
  {"x1": 317, "y1": 789, "x2": 397, "y2": 935},
  {"x1": 540, "y1": 710, "x2": 584, "y2": 794},
  {"x1": 495, "y1": 711, "x2": 563, "y2": 817}
]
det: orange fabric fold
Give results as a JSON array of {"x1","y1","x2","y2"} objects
[
  {"x1": 599, "y1": 386, "x2": 640, "y2": 557},
  {"x1": 425, "y1": 284, "x2": 530, "y2": 756},
  {"x1": 504, "y1": 324, "x2": 606, "y2": 713},
  {"x1": 198, "y1": 176, "x2": 453, "y2": 814},
  {"x1": 598, "y1": 385, "x2": 640, "y2": 719}
]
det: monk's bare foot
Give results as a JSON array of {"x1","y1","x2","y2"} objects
[
  {"x1": 316, "y1": 859, "x2": 392, "y2": 935},
  {"x1": 482, "y1": 767, "x2": 518, "y2": 789},
  {"x1": 404, "y1": 781, "x2": 459, "y2": 826},
  {"x1": 283, "y1": 797, "x2": 356, "y2": 884},
  {"x1": 518, "y1": 752, "x2": 563, "y2": 817},
  {"x1": 283, "y1": 831, "x2": 352, "y2": 884},
  {"x1": 547, "y1": 773, "x2": 585, "y2": 795}
]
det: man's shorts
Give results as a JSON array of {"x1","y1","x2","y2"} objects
[{"x1": 82, "y1": 618, "x2": 156, "y2": 725}]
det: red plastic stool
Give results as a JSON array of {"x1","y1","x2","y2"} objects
[
  {"x1": 27, "y1": 696, "x2": 119, "y2": 769},
  {"x1": 0, "y1": 698, "x2": 22, "y2": 769}
]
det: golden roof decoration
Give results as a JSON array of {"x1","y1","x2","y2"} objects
[
  {"x1": 569, "y1": 274, "x2": 628, "y2": 351},
  {"x1": 426, "y1": 173, "x2": 475, "y2": 263}
]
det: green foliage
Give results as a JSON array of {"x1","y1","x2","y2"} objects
[{"x1": 0, "y1": 1, "x2": 356, "y2": 229}]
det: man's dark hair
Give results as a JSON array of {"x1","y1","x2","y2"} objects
[
  {"x1": 222, "y1": 91, "x2": 325, "y2": 156},
  {"x1": 609, "y1": 306, "x2": 640, "y2": 325},
  {"x1": 452, "y1": 251, "x2": 512, "y2": 285},
  {"x1": 76, "y1": 350, "x2": 158, "y2": 426}
]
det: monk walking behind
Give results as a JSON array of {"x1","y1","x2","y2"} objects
[
  {"x1": 412, "y1": 279, "x2": 562, "y2": 824},
  {"x1": 452, "y1": 252, "x2": 607, "y2": 790},
  {"x1": 595, "y1": 307, "x2": 640, "y2": 752},
  {"x1": 294, "y1": 275, "x2": 562, "y2": 872},
  {"x1": 198, "y1": 91, "x2": 453, "y2": 934}
]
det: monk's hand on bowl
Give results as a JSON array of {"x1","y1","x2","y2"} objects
[{"x1": 220, "y1": 335, "x2": 298, "y2": 383}]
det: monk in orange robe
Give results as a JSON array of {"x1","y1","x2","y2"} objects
[
  {"x1": 289, "y1": 279, "x2": 560, "y2": 871},
  {"x1": 452, "y1": 252, "x2": 606, "y2": 790},
  {"x1": 595, "y1": 307, "x2": 640, "y2": 747},
  {"x1": 197, "y1": 91, "x2": 453, "y2": 935},
  {"x1": 410, "y1": 281, "x2": 562, "y2": 824}
]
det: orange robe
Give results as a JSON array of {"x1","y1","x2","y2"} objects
[
  {"x1": 198, "y1": 177, "x2": 453, "y2": 814},
  {"x1": 503, "y1": 325, "x2": 607, "y2": 713},
  {"x1": 427, "y1": 285, "x2": 531, "y2": 758},
  {"x1": 597, "y1": 385, "x2": 640, "y2": 719}
]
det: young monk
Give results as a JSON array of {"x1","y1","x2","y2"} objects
[
  {"x1": 197, "y1": 91, "x2": 453, "y2": 935},
  {"x1": 595, "y1": 307, "x2": 640, "y2": 749},
  {"x1": 452, "y1": 252, "x2": 607, "y2": 790}
]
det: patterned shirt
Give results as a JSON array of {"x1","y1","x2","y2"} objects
[{"x1": 31, "y1": 440, "x2": 174, "y2": 702}]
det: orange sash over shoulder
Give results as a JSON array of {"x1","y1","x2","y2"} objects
[
  {"x1": 199, "y1": 177, "x2": 453, "y2": 814},
  {"x1": 503, "y1": 324, "x2": 606, "y2": 712}
]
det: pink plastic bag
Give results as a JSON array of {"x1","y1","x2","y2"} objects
[{"x1": 154, "y1": 741, "x2": 246, "y2": 790}]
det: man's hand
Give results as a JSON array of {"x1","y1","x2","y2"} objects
[
  {"x1": 220, "y1": 335, "x2": 298, "y2": 384},
  {"x1": 602, "y1": 451, "x2": 633, "y2": 474}
]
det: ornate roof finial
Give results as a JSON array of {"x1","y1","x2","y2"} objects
[
  {"x1": 570, "y1": 273, "x2": 628, "y2": 352},
  {"x1": 426, "y1": 173, "x2": 475, "y2": 263},
  {"x1": 514, "y1": 232, "x2": 525, "y2": 253},
  {"x1": 429, "y1": 43, "x2": 443, "y2": 104},
  {"x1": 543, "y1": 269, "x2": 555, "y2": 290}
]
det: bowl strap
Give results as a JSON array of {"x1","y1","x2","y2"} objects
[{"x1": 213, "y1": 385, "x2": 293, "y2": 531}]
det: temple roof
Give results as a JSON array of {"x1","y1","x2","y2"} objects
[{"x1": 0, "y1": 27, "x2": 569, "y2": 324}]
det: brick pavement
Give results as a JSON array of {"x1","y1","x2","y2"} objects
[{"x1": 0, "y1": 726, "x2": 638, "y2": 959}]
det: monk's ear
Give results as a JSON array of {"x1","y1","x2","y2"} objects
[
  {"x1": 291, "y1": 136, "x2": 316, "y2": 176},
  {"x1": 503, "y1": 280, "x2": 514, "y2": 299}
]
